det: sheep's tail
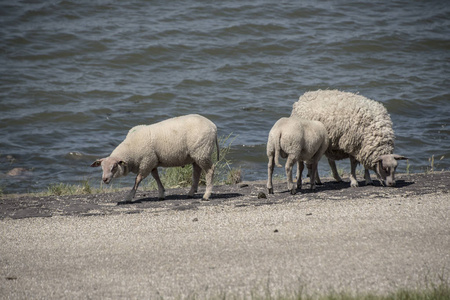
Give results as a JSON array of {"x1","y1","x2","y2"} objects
[
  {"x1": 215, "y1": 135, "x2": 220, "y2": 162},
  {"x1": 274, "y1": 133, "x2": 283, "y2": 168}
]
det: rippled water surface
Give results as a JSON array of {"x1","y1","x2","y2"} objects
[{"x1": 1, "y1": 1, "x2": 449, "y2": 193}]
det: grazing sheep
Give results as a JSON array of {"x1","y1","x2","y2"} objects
[
  {"x1": 267, "y1": 116, "x2": 329, "y2": 195},
  {"x1": 91, "y1": 114, "x2": 219, "y2": 202},
  {"x1": 291, "y1": 90, "x2": 408, "y2": 187}
]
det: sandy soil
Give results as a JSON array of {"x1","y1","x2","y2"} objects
[{"x1": 1, "y1": 172, "x2": 449, "y2": 299}]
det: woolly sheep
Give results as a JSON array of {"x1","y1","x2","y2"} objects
[
  {"x1": 91, "y1": 114, "x2": 219, "y2": 202},
  {"x1": 267, "y1": 116, "x2": 329, "y2": 195},
  {"x1": 291, "y1": 90, "x2": 407, "y2": 187}
]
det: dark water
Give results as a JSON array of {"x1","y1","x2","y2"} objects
[{"x1": 1, "y1": 1, "x2": 449, "y2": 194}]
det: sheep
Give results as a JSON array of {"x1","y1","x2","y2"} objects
[
  {"x1": 291, "y1": 90, "x2": 408, "y2": 187},
  {"x1": 91, "y1": 114, "x2": 219, "y2": 202},
  {"x1": 266, "y1": 116, "x2": 329, "y2": 195}
]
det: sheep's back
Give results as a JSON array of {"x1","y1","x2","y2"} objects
[
  {"x1": 291, "y1": 90, "x2": 394, "y2": 168},
  {"x1": 111, "y1": 114, "x2": 217, "y2": 167}
]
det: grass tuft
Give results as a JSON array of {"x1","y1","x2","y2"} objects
[
  {"x1": 43, "y1": 179, "x2": 117, "y2": 196},
  {"x1": 426, "y1": 155, "x2": 445, "y2": 174},
  {"x1": 46, "y1": 183, "x2": 77, "y2": 196},
  {"x1": 163, "y1": 280, "x2": 449, "y2": 300},
  {"x1": 192, "y1": 278, "x2": 450, "y2": 300}
]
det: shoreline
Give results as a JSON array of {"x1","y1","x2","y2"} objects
[
  {"x1": 1, "y1": 172, "x2": 449, "y2": 220},
  {"x1": 1, "y1": 172, "x2": 449, "y2": 299}
]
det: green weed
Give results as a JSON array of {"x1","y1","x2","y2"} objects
[
  {"x1": 406, "y1": 159, "x2": 410, "y2": 175},
  {"x1": 44, "y1": 179, "x2": 114, "y2": 196},
  {"x1": 183, "y1": 277, "x2": 449, "y2": 300},
  {"x1": 426, "y1": 155, "x2": 445, "y2": 173},
  {"x1": 46, "y1": 183, "x2": 78, "y2": 196}
]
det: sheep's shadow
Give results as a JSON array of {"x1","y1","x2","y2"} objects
[
  {"x1": 117, "y1": 193, "x2": 243, "y2": 206},
  {"x1": 391, "y1": 179, "x2": 414, "y2": 188},
  {"x1": 276, "y1": 178, "x2": 415, "y2": 195}
]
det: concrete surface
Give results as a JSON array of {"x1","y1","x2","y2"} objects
[{"x1": 1, "y1": 172, "x2": 449, "y2": 299}]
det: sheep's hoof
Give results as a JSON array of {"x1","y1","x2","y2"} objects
[
  {"x1": 201, "y1": 198, "x2": 210, "y2": 201},
  {"x1": 290, "y1": 189, "x2": 297, "y2": 195},
  {"x1": 268, "y1": 188, "x2": 274, "y2": 194},
  {"x1": 158, "y1": 196, "x2": 165, "y2": 200}
]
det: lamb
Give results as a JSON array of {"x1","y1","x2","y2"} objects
[
  {"x1": 266, "y1": 116, "x2": 329, "y2": 195},
  {"x1": 91, "y1": 114, "x2": 219, "y2": 202},
  {"x1": 291, "y1": 90, "x2": 408, "y2": 187}
]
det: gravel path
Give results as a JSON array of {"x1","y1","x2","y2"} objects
[{"x1": 1, "y1": 172, "x2": 449, "y2": 299}]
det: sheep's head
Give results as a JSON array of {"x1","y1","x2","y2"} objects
[
  {"x1": 374, "y1": 154, "x2": 408, "y2": 187},
  {"x1": 90, "y1": 157, "x2": 128, "y2": 184}
]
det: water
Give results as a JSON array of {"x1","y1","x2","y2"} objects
[{"x1": 1, "y1": 1, "x2": 449, "y2": 194}]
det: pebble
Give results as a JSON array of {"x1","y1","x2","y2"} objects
[
  {"x1": 6, "y1": 168, "x2": 30, "y2": 177},
  {"x1": 257, "y1": 192, "x2": 267, "y2": 199}
]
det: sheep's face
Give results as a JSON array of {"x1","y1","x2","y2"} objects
[
  {"x1": 90, "y1": 157, "x2": 128, "y2": 184},
  {"x1": 375, "y1": 154, "x2": 408, "y2": 187}
]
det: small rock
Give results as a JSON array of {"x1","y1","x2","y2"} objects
[
  {"x1": 239, "y1": 184, "x2": 249, "y2": 188},
  {"x1": 6, "y1": 276, "x2": 17, "y2": 281},
  {"x1": 192, "y1": 218, "x2": 199, "y2": 222},
  {"x1": 6, "y1": 168, "x2": 30, "y2": 177},
  {"x1": 274, "y1": 229, "x2": 279, "y2": 233},
  {"x1": 306, "y1": 213, "x2": 312, "y2": 216},
  {"x1": 67, "y1": 152, "x2": 84, "y2": 159},
  {"x1": 257, "y1": 192, "x2": 267, "y2": 199}
]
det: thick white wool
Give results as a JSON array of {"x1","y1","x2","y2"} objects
[{"x1": 291, "y1": 90, "x2": 395, "y2": 169}]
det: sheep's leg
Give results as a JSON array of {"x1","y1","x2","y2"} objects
[
  {"x1": 364, "y1": 168, "x2": 374, "y2": 185},
  {"x1": 328, "y1": 158, "x2": 343, "y2": 183},
  {"x1": 309, "y1": 163, "x2": 318, "y2": 190},
  {"x1": 349, "y1": 156, "x2": 359, "y2": 187},
  {"x1": 188, "y1": 163, "x2": 202, "y2": 198},
  {"x1": 314, "y1": 168, "x2": 322, "y2": 185},
  {"x1": 296, "y1": 161, "x2": 304, "y2": 191},
  {"x1": 305, "y1": 163, "x2": 311, "y2": 180},
  {"x1": 125, "y1": 173, "x2": 144, "y2": 202},
  {"x1": 285, "y1": 156, "x2": 296, "y2": 195},
  {"x1": 202, "y1": 162, "x2": 214, "y2": 201},
  {"x1": 151, "y1": 168, "x2": 165, "y2": 200},
  {"x1": 306, "y1": 163, "x2": 322, "y2": 185},
  {"x1": 267, "y1": 155, "x2": 275, "y2": 194}
]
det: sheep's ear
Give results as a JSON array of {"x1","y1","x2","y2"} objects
[
  {"x1": 393, "y1": 154, "x2": 408, "y2": 161},
  {"x1": 90, "y1": 159, "x2": 103, "y2": 167}
]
